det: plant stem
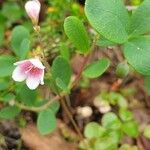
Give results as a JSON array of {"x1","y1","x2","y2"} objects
[
  {"x1": 60, "y1": 96, "x2": 83, "y2": 140},
  {"x1": 15, "y1": 92, "x2": 66, "y2": 112},
  {"x1": 71, "y1": 37, "x2": 97, "y2": 88}
]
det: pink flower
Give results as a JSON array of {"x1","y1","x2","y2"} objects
[
  {"x1": 12, "y1": 58, "x2": 45, "y2": 90},
  {"x1": 25, "y1": 0, "x2": 41, "y2": 25}
]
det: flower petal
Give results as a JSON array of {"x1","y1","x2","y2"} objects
[
  {"x1": 26, "y1": 76, "x2": 41, "y2": 90},
  {"x1": 14, "y1": 60, "x2": 29, "y2": 66},
  {"x1": 12, "y1": 66, "x2": 27, "y2": 82},
  {"x1": 29, "y1": 58, "x2": 45, "y2": 69}
]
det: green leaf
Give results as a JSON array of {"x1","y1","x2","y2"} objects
[
  {"x1": 0, "y1": 106, "x2": 20, "y2": 119},
  {"x1": 0, "y1": 55, "x2": 16, "y2": 77},
  {"x1": 122, "y1": 121, "x2": 139, "y2": 138},
  {"x1": 37, "y1": 109, "x2": 57, "y2": 135},
  {"x1": 56, "y1": 78, "x2": 70, "y2": 93},
  {"x1": 129, "y1": 0, "x2": 150, "y2": 37},
  {"x1": 94, "y1": 137, "x2": 117, "y2": 150},
  {"x1": 60, "y1": 43, "x2": 70, "y2": 61},
  {"x1": 143, "y1": 125, "x2": 150, "y2": 139},
  {"x1": 11, "y1": 25, "x2": 30, "y2": 57},
  {"x1": 102, "y1": 112, "x2": 121, "y2": 130},
  {"x1": 49, "y1": 101, "x2": 60, "y2": 114},
  {"x1": 108, "y1": 130, "x2": 123, "y2": 143},
  {"x1": 0, "y1": 80, "x2": 9, "y2": 91},
  {"x1": 17, "y1": 85, "x2": 37, "y2": 106},
  {"x1": 0, "y1": 25, "x2": 5, "y2": 46},
  {"x1": 19, "y1": 39, "x2": 30, "y2": 60},
  {"x1": 2, "y1": 2, "x2": 24, "y2": 24},
  {"x1": 64, "y1": 16, "x2": 90, "y2": 54},
  {"x1": 52, "y1": 56, "x2": 72, "y2": 86},
  {"x1": 119, "y1": 109, "x2": 133, "y2": 122},
  {"x1": 109, "y1": 92, "x2": 128, "y2": 108},
  {"x1": 1, "y1": 93, "x2": 16, "y2": 103},
  {"x1": 97, "y1": 36, "x2": 117, "y2": 47},
  {"x1": 84, "y1": 122, "x2": 106, "y2": 139},
  {"x1": 123, "y1": 36, "x2": 150, "y2": 75},
  {"x1": 119, "y1": 144, "x2": 138, "y2": 150},
  {"x1": 83, "y1": 58, "x2": 110, "y2": 78},
  {"x1": 85, "y1": 0, "x2": 129, "y2": 44}
]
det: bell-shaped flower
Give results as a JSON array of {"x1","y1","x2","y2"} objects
[
  {"x1": 25, "y1": 0, "x2": 41, "y2": 25},
  {"x1": 12, "y1": 58, "x2": 45, "y2": 90}
]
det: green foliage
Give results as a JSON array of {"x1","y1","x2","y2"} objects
[
  {"x1": 97, "y1": 37, "x2": 117, "y2": 47},
  {"x1": 94, "y1": 137, "x2": 117, "y2": 150},
  {"x1": 116, "y1": 63, "x2": 129, "y2": 78},
  {"x1": 52, "y1": 56, "x2": 72, "y2": 88},
  {"x1": 64, "y1": 16, "x2": 90, "y2": 54},
  {"x1": 84, "y1": 122, "x2": 105, "y2": 138},
  {"x1": 83, "y1": 58, "x2": 110, "y2": 78},
  {"x1": 129, "y1": 0, "x2": 150, "y2": 37},
  {"x1": 0, "y1": 55, "x2": 16, "y2": 77},
  {"x1": 11, "y1": 25, "x2": 30, "y2": 58},
  {"x1": 60, "y1": 43, "x2": 70, "y2": 61},
  {"x1": 19, "y1": 39, "x2": 30, "y2": 60},
  {"x1": 49, "y1": 101, "x2": 60, "y2": 114},
  {"x1": 0, "y1": 25, "x2": 5, "y2": 46},
  {"x1": 56, "y1": 78, "x2": 70, "y2": 93},
  {"x1": 2, "y1": 93, "x2": 16, "y2": 103},
  {"x1": 143, "y1": 125, "x2": 150, "y2": 139},
  {"x1": 119, "y1": 109, "x2": 133, "y2": 122},
  {"x1": 119, "y1": 144, "x2": 138, "y2": 150},
  {"x1": 122, "y1": 121, "x2": 139, "y2": 138},
  {"x1": 102, "y1": 112, "x2": 121, "y2": 130},
  {"x1": 1, "y1": 2, "x2": 24, "y2": 25},
  {"x1": 17, "y1": 85, "x2": 37, "y2": 106},
  {"x1": 0, "y1": 80, "x2": 10, "y2": 91},
  {"x1": 123, "y1": 36, "x2": 150, "y2": 75},
  {"x1": 0, "y1": 106, "x2": 20, "y2": 120},
  {"x1": 37, "y1": 109, "x2": 57, "y2": 135},
  {"x1": 85, "y1": 0, "x2": 129, "y2": 44}
]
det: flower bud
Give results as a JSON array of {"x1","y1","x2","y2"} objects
[
  {"x1": 116, "y1": 62, "x2": 129, "y2": 78},
  {"x1": 25, "y1": 0, "x2": 41, "y2": 25}
]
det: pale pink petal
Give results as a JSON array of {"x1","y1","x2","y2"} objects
[
  {"x1": 12, "y1": 66, "x2": 27, "y2": 82},
  {"x1": 14, "y1": 60, "x2": 29, "y2": 66},
  {"x1": 29, "y1": 58, "x2": 45, "y2": 69},
  {"x1": 26, "y1": 76, "x2": 41, "y2": 90}
]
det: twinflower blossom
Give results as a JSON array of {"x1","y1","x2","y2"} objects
[
  {"x1": 12, "y1": 58, "x2": 45, "y2": 90},
  {"x1": 25, "y1": 0, "x2": 41, "y2": 25}
]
